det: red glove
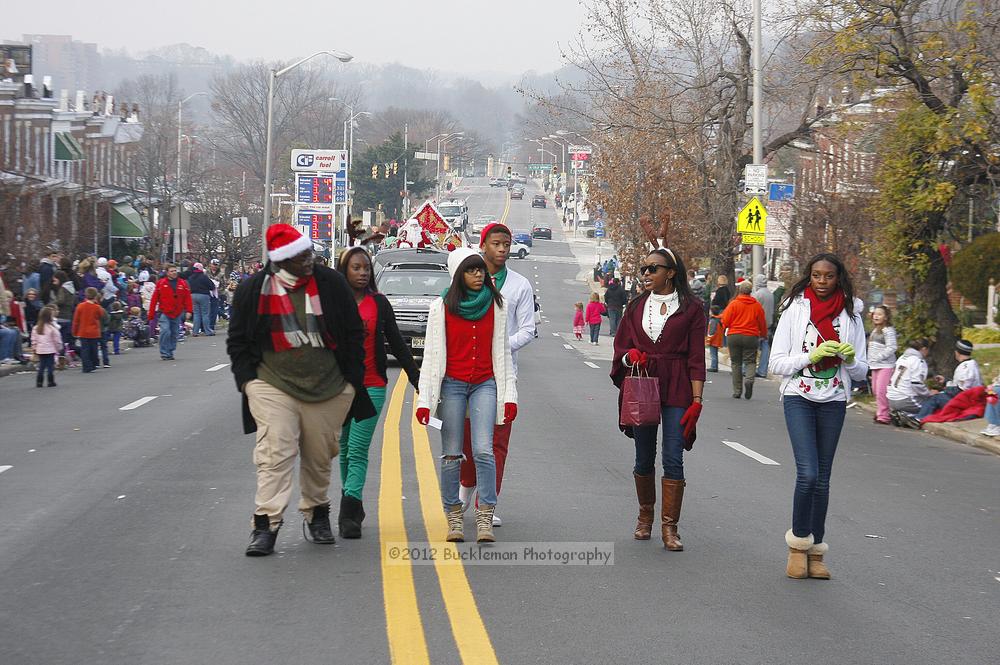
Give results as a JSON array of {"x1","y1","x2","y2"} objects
[
  {"x1": 987, "y1": 390, "x2": 998, "y2": 405},
  {"x1": 504, "y1": 403, "x2": 518, "y2": 424},
  {"x1": 415, "y1": 408, "x2": 430, "y2": 425},
  {"x1": 626, "y1": 349, "x2": 648, "y2": 367},
  {"x1": 679, "y1": 401, "x2": 702, "y2": 441}
]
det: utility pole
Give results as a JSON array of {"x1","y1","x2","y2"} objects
[
  {"x1": 403, "y1": 123, "x2": 409, "y2": 218},
  {"x1": 751, "y1": 0, "x2": 764, "y2": 279}
]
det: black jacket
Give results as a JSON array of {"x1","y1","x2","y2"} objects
[
  {"x1": 372, "y1": 293, "x2": 421, "y2": 389},
  {"x1": 604, "y1": 283, "x2": 627, "y2": 310},
  {"x1": 226, "y1": 265, "x2": 376, "y2": 434},
  {"x1": 186, "y1": 271, "x2": 215, "y2": 295}
]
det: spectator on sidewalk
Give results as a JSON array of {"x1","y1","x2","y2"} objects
[
  {"x1": 31, "y1": 305, "x2": 61, "y2": 387},
  {"x1": 867, "y1": 306, "x2": 898, "y2": 425},
  {"x1": 585, "y1": 292, "x2": 607, "y2": 345},
  {"x1": 38, "y1": 251, "x2": 60, "y2": 303},
  {"x1": 72, "y1": 287, "x2": 104, "y2": 373},
  {"x1": 50, "y1": 271, "x2": 77, "y2": 358},
  {"x1": 886, "y1": 338, "x2": 934, "y2": 422},
  {"x1": 107, "y1": 301, "x2": 125, "y2": 356},
  {"x1": 23, "y1": 288, "x2": 42, "y2": 343},
  {"x1": 711, "y1": 274, "x2": 732, "y2": 313},
  {"x1": 604, "y1": 278, "x2": 627, "y2": 336},
  {"x1": 752, "y1": 275, "x2": 775, "y2": 378},
  {"x1": 97, "y1": 300, "x2": 111, "y2": 368},
  {"x1": 0, "y1": 278, "x2": 21, "y2": 364},
  {"x1": 720, "y1": 280, "x2": 768, "y2": 399},
  {"x1": 913, "y1": 339, "x2": 983, "y2": 422},
  {"x1": 148, "y1": 264, "x2": 193, "y2": 361},
  {"x1": 573, "y1": 302, "x2": 585, "y2": 340},
  {"x1": 705, "y1": 304, "x2": 724, "y2": 372},
  {"x1": 186, "y1": 262, "x2": 216, "y2": 336},
  {"x1": 981, "y1": 376, "x2": 999, "y2": 437}
]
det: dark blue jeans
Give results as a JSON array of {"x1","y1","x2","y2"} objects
[
  {"x1": 783, "y1": 395, "x2": 846, "y2": 544},
  {"x1": 632, "y1": 405, "x2": 687, "y2": 480},
  {"x1": 36, "y1": 353, "x2": 55, "y2": 382},
  {"x1": 79, "y1": 338, "x2": 100, "y2": 372}
]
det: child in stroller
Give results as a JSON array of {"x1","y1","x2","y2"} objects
[{"x1": 122, "y1": 307, "x2": 151, "y2": 347}]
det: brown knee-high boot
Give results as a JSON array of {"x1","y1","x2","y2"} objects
[
  {"x1": 660, "y1": 478, "x2": 685, "y2": 551},
  {"x1": 633, "y1": 473, "x2": 656, "y2": 540}
]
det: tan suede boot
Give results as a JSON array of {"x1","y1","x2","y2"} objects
[
  {"x1": 633, "y1": 473, "x2": 656, "y2": 540},
  {"x1": 445, "y1": 505, "x2": 464, "y2": 542},
  {"x1": 808, "y1": 542, "x2": 831, "y2": 579},
  {"x1": 660, "y1": 478, "x2": 685, "y2": 551},
  {"x1": 785, "y1": 529, "x2": 814, "y2": 579},
  {"x1": 476, "y1": 504, "x2": 496, "y2": 543}
]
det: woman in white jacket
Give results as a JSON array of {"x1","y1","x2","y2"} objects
[
  {"x1": 867, "y1": 306, "x2": 898, "y2": 424},
  {"x1": 770, "y1": 254, "x2": 868, "y2": 580},
  {"x1": 416, "y1": 248, "x2": 517, "y2": 544}
]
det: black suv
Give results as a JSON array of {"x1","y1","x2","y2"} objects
[
  {"x1": 531, "y1": 194, "x2": 546, "y2": 208},
  {"x1": 376, "y1": 262, "x2": 451, "y2": 357}
]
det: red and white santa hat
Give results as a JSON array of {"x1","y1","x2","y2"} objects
[{"x1": 266, "y1": 223, "x2": 313, "y2": 262}]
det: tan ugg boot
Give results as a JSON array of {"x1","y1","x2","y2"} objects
[
  {"x1": 808, "y1": 542, "x2": 831, "y2": 579},
  {"x1": 633, "y1": 473, "x2": 656, "y2": 540},
  {"x1": 785, "y1": 530, "x2": 814, "y2": 579},
  {"x1": 445, "y1": 505, "x2": 464, "y2": 542}
]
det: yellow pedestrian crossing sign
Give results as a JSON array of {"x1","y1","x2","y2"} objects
[{"x1": 737, "y1": 197, "x2": 767, "y2": 234}]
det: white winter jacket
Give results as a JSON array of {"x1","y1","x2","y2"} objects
[
  {"x1": 416, "y1": 299, "x2": 518, "y2": 425},
  {"x1": 867, "y1": 325, "x2": 898, "y2": 370},
  {"x1": 770, "y1": 295, "x2": 869, "y2": 398},
  {"x1": 885, "y1": 347, "x2": 930, "y2": 401}
]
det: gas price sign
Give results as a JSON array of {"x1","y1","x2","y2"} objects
[
  {"x1": 296, "y1": 174, "x2": 335, "y2": 207},
  {"x1": 296, "y1": 208, "x2": 334, "y2": 240}
]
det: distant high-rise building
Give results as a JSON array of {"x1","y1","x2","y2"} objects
[{"x1": 22, "y1": 34, "x2": 102, "y2": 93}]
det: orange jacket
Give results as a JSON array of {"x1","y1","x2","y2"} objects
[
  {"x1": 706, "y1": 315, "x2": 725, "y2": 348},
  {"x1": 72, "y1": 300, "x2": 104, "y2": 339},
  {"x1": 720, "y1": 294, "x2": 767, "y2": 338}
]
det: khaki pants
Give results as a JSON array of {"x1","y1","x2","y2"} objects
[{"x1": 245, "y1": 379, "x2": 355, "y2": 527}]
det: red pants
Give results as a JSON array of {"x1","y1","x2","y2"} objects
[{"x1": 459, "y1": 419, "x2": 512, "y2": 494}]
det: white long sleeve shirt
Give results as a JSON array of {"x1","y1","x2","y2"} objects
[
  {"x1": 886, "y1": 348, "x2": 931, "y2": 401},
  {"x1": 949, "y1": 358, "x2": 982, "y2": 390},
  {"x1": 497, "y1": 267, "x2": 535, "y2": 376}
]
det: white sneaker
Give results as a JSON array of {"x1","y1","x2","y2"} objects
[
  {"x1": 980, "y1": 424, "x2": 1000, "y2": 437},
  {"x1": 459, "y1": 485, "x2": 476, "y2": 514},
  {"x1": 492, "y1": 511, "x2": 502, "y2": 527}
]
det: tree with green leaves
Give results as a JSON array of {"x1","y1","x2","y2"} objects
[{"x1": 351, "y1": 133, "x2": 435, "y2": 220}]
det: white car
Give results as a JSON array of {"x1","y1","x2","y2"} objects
[{"x1": 510, "y1": 240, "x2": 531, "y2": 260}]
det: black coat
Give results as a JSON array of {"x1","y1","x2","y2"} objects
[
  {"x1": 371, "y1": 293, "x2": 421, "y2": 389},
  {"x1": 227, "y1": 265, "x2": 376, "y2": 434},
  {"x1": 604, "y1": 283, "x2": 627, "y2": 310},
  {"x1": 186, "y1": 270, "x2": 215, "y2": 295}
]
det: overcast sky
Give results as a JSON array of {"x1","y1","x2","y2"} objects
[{"x1": 4, "y1": 0, "x2": 587, "y2": 78}]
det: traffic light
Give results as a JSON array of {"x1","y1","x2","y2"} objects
[
  {"x1": 553, "y1": 164, "x2": 559, "y2": 177},
  {"x1": 392, "y1": 161, "x2": 398, "y2": 175},
  {"x1": 506, "y1": 165, "x2": 512, "y2": 176},
  {"x1": 371, "y1": 164, "x2": 377, "y2": 179}
]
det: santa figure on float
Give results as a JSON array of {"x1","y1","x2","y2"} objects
[{"x1": 396, "y1": 218, "x2": 435, "y2": 248}]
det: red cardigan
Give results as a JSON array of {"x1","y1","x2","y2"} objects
[{"x1": 611, "y1": 293, "x2": 707, "y2": 410}]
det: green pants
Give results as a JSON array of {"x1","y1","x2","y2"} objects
[{"x1": 339, "y1": 385, "x2": 387, "y2": 500}]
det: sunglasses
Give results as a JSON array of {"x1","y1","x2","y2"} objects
[
  {"x1": 464, "y1": 266, "x2": 485, "y2": 275},
  {"x1": 639, "y1": 264, "x2": 671, "y2": 275}
]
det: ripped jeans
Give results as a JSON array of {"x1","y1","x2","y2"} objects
[{"x1": 438, "y1": 377, "x2": 497, "y2": 509}]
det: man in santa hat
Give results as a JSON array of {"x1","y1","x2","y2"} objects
[
  {"x1": 458, "y1": 222, "x2": 536, "y2": 526},
  {"x1": 227, "y1": 224, "x2": 375, "y2": 557}
]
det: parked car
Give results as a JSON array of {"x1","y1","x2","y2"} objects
[
  {"x1": 510, "y1": 187, "x2": 524, "y2": 200},
  {"x1": 376, "y1": 263, "x2": 452, "y2": 357},
  {"x1": 577, "y1": 219, "x2": 596, "y2": 238},
  {"x1": 512, "y1": 229, "x2": 533, "y2": 247},
  {"x1": 510, "y1": 240, "x2": 531, "y2": 260},
  {"x1": 531, "y1": 195, "x2": 546, "y2": 208},
  {"x1": 489, "y1": 178, "x2": 501, "y2": 187},
  {"x1": 531, "y1": 224, "x2": 552, "y2": 239}
]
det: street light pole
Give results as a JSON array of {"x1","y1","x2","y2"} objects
[
  {"x1": 751, "y1": 0, "x2": 764, "y2": 278},
  {"x1": 261, "y1": 50, "x2": 353, "y2": 262},
  {"x1": 435, "y1": 132, "x2": 463, "y2": 200},
  {"x1": 176, "y1": 92, "x2": 207, "y2": 189}
]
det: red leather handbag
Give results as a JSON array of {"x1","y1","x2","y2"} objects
[{"x1": 619, "y1": 366, "x2": 661, "y2": 427}]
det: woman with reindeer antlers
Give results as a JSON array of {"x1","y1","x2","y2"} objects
[{"x1": 610, "y1": 216, "x2": 706, "y2": 551}]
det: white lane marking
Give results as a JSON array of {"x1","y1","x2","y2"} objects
[
  {"x1": 205, "y1": 363, "x2": 229, "y2": 372},
  {"x1": 721, "y1": 440, "x2": 780, "y2": 465},
  {"x1": 584, "y1": 362, "x2": 600, "y2": 369},
  {"x1": 0, "y1": 465, "x2": 12, "y2": 474},
  {"x1": 551, "y1": 332, "x2": 560, "y2": 337},
  {"x1": 120, "y1": 396, "x2": 159, "y2": 411},
  {"x1": 563, "y1": 344, "x2": 574, "y2": 349}
]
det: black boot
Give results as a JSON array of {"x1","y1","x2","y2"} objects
[
  {"x1": 744, "y1": 379, "x2": 753, "y2": 400},
  {"x1": 339, "y1": 494, "x2": 365, "y2": 539},
  {"x1": 245, "y1": 514, "x2": 280, "y2": 557},
  {"x1": 36, "y1": 376, "x2": 43, "y2": 388},
  {"x1": 47, "y1": 375, "x2": 56, "y2": 387},
  {"x1": 304, "y1": 503, "x2": 336, "y2": 544}
]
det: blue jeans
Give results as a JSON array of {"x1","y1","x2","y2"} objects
[
  {"x1": 438, "y1": 377, "x2": 497, "y2": 508},
  {"x1": 708, "y1": 346, "x2": 719, "y2": 371},
  {"x1": 0, "y1": 326, "x2": 19, "y2": 361},
  {"x1": 209, "y1": 296, "x2": 220, "y2": 329},
  {"x1": 756, "y1": 337, "x2": 771, "y2": 377},
  {"x1": 589, "y1": 323, "x2": 601, "y2": 343},
  {"x1": 986, "y1": 399, "x2": 1000, "y2": 426},
  {"x1": 783, "y1": 395, "x2": 846, "y2": 544},
  {"x1": 191, "y1": 293, "x2": 212, "y2": 334},
  {"x1": 79, "y1": 338, "x2": 100, "y2": 372},
  {"x1": 608, "y1": 308, "x2": 622, "y2": 335},
  {"x1": 158, "y1": 314, "x2": 180, "y2": 358},
  {"x1": 916, "y1": 389, "x2": 959, "y2": 420},
  {"x1": 36, "y1": 353, "x2": 55, "y2": 382},
  {"x1": 632, "y1": 405, "x2": 687, "y2": 480}
]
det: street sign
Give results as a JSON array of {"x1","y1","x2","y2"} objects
[
  {"x1": 295, "y1": 173, "x2": 346, "y2": 206},
  {"x1": 737, "y1": 196, "x2": 767, "y2": 234},
  {"x1": 741, "y1": 232, "x2": 765, "y2": 245},
  {"x1": 291, "y1": 149, "x2": 347, "y2": 172},
  {"x1": 744, "y1": 164, "x2": 768, "y2": 195},
  {"x1": 765, "y1": 201, "x2": 791, "y2": 249},
  {"x1": 295, "y1": 208, "x2": 334, "y2": 240},
  {"x1": 594, "y1": 220, "x2": 605, "y2": 229},
  {"x1": 414, "y1": 151, "x2": 438, "y2": 161},
  {"x1": 412, "y1": 202, "x2": 449, "y2": 234},
  {"x1": 231, "y1": 216, "x2": 249, "y2": 238},
  {"x1": 568, "y1": 145, "x2": 593, "y2": 158},
  {"x1": 594, "y1": 228, "x2": 606, "y2": 238},
  {"x1": 768, "y1": 182, "x2": 794, "y2": 202}
]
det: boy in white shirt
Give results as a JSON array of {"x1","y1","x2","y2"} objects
[{"x1": 912, "y1": 339, "x2": 982, "y2": 422}]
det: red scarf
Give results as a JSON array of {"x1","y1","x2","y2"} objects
[
  {"x1": 804, "y1": 287, "x2": 845, "y2": 372},
  {"x1": 258, "y1": 270, "x2": 336, "y2": 352}
]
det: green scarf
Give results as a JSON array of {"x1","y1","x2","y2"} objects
[
  {"x1": 492, "y1": 266, "x2": 508, "y2": 292},
  {"x1": 442, "y1": 285, "x2": 494, "y2": 321}
]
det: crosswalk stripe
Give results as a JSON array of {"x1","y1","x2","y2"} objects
[
  {"x1": 119, "y1": 396, "x2": 158, "y2": 411},
  {"x1": 0, "y1": 465, "x2": 12, "y2": 475},
  {"x1": 722, "y1": 440, "x2": 780, "y2": 465},
  {"x1": 205, "y1": 363, "x2": 229, "y2": 372}
]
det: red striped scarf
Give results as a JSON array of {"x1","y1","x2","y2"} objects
[{"x1": 258, "y1": 270, "x2": 337, "y2": 352}]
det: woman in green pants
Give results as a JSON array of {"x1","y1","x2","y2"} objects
[{"x1": 337, "y1": 247, "x2": 420, "y2": 538}]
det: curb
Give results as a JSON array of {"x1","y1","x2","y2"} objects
[{"x1": 852, "y1": 399, "x2": 1000, "y2": 457}]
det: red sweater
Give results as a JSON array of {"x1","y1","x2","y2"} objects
[
  {"x1": 148, "y1": 277, "x2": 193, "y2": 320},
  {"x1": 72, "y1": 300, "x2": 104, "y2": 339},
  {"x1": 585, "y1": 301, "x2": 606, "y2": 325},
  {"x1": 445, "y1": 307, "x2": 495, "y2": 384}
]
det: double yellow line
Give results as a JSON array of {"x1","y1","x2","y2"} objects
[
  {"x1": 378, "y1": 378, "x2": 499, "y2": 664},
  {"x1": 499, "y1": 190, "x2": 511, "y2": 226}
]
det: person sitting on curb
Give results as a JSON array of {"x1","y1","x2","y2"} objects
[{"x1": 909, "y1": 339, "x2": 983, "y2": 426}]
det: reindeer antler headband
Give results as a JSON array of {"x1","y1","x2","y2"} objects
[{"x1": 638, "y1": 213, "x2": 676, "y2": 264}]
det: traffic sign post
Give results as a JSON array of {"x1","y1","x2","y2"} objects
[
  {"x1": 768, "y1": 182, "x2": 794, "y2": 202},
  {"x1": 737, "y1": 196, "x2": 768, "y2": 234},
  {"x1": 744, "y1": 164, "x2": 768, "y2": 195},
  {"x1": 295, "y1": 207, "x2": 335, "y2": 241},
  {"x1": 231, "y1": 216, "x2": 249, "y2": 238}
]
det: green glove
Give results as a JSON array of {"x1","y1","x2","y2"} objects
[
  {"x1": 808, "y1": 341, "x2": 840, "y2": 365},
  {"x1": 838, "y1": 343, "x2": 856, "y2": 363}
]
